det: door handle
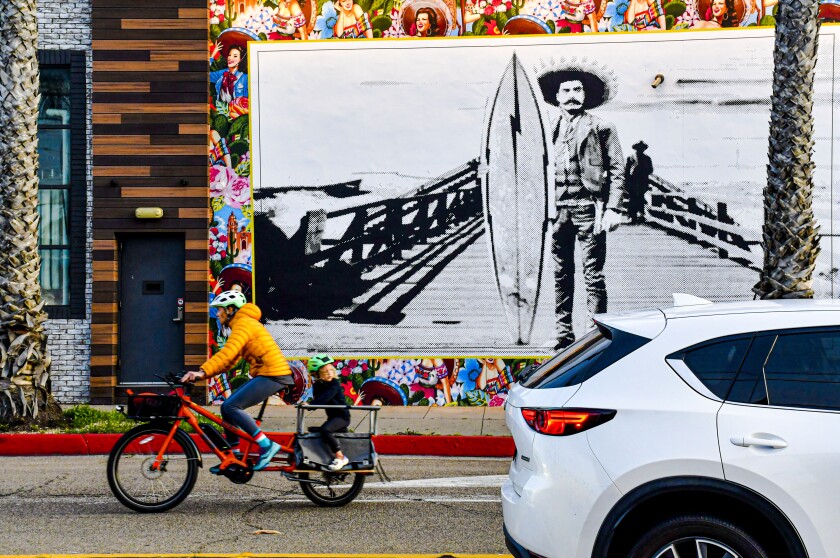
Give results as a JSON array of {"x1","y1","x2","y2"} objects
[
  {"x1": 730, "y1": 435, "x2": 788, "y2": 449},
  {"x1": 172, "y1": 306, "x2": 184, "y2": 323}
]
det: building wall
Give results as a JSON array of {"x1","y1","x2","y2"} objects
[
  {"x1": 90, "y1": 0, "x2": 209, "y2": 404},
  {"x1": 38, "y1": 0, "x2": 93, "y2": 404}
]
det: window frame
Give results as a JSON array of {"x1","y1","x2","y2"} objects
[
  {"x1": 676, "y1": 325, "x2": 840, "y2": 412},
  {"x1": 37, "y1": 50, "x2": 86, "y2": 319}
]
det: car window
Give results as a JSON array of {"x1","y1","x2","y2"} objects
[
  {"x1": 764, "y1": 330, "x2": 840, "y2": 410},
  {"x1": 520, "y1": 324, "x2": 650, "y2": 389},
  {"x1": 676, "y1": 337, "x2": 752, "y2": 399},
  {"x1": 727, "y1": 334, "x2": 773, "y2": 405}
]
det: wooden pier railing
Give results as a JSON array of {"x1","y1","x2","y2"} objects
[
  {"x1": 302, "y1": 160, "x2": 482, "y2": 269},
  {"x1": 645, "y1": 174, "x2": 761, "y2": 270}
]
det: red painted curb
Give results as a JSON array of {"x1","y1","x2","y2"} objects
[
  {"x1": 0, "y1": 433, "x2": 515, "y2": 457},
  {"x1": 0, "y1": 433, "x2": 89, "y2": 455}
]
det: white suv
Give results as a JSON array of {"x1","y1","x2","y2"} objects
[{"x1": 503, "y1": 298, "x2": 840, "y2": 558}]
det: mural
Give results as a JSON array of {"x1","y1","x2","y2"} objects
[
  {"x1": 208, "y1": 1, "x2": 839, "y2": 404},
  {"x1": 286, "y1": 357, "x2": 537, "y2": 406}
]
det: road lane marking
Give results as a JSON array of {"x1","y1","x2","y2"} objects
[
  {"x1": 0, "y1": 495, "x2": 501, "y2": 505},
  {"x1": 364, "y1": 475, "x2": 507, "y2": 488}
]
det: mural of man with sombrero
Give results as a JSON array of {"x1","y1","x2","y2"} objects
[{"x1": 536, "y1": 59, "x2": 627, "y2": 349}]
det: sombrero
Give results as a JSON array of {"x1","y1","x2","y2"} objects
[
  {"x1": 400, "y1": 0, "x2": 454, "y2": 36},
  {"x1": 217, "y1": 27, "x2": 259, "y2": 60},
  {"x1": 283, "y1": 360, "x2": 311, "y2": 405},
  {"x1": 535, "y1": 57, "x2": 618, "y2": 110},
  {"x1": 359, "y1": 377, "x2": 408, "y2": 406},
  {"x1": 632, "y1": 140, "x2": 649, "y2": 151},
  {"x1": 503, "y1": 14, "x2": 552, "y2": 35},
  {"x1": 218, "y1": 263, "x2": 252, "y2": 297}
]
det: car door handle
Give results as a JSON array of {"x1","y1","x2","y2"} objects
[{"x1": 730, "y1": 435, "x2": 788, "y2": 449}]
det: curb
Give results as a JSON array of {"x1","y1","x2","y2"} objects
[{"x1": 0, "y1": 433, "x2": 515, "y2": 458}]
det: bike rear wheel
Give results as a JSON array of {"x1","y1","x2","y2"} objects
[
  {"x1": 299, "y1": 471, "x2": 365, "y2": 507},
  {"x1": 107, "y1": 423, "x2": 199, "y2": 513}
]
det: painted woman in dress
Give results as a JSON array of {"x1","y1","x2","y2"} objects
[
  {"x1": 209, "y1": 43, "x2": 248, "y2": 105},
  {"x1": 271, "y1": 0, "x2": 309, "y2": 40},
  {"x1": 622, "y1": 0, "x2": 666, "y2": 29},
  {"x1": 334, "y1": 0, "x2": 373, "y2": 38}
]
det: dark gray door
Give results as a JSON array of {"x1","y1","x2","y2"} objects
[{"x1": 119, "y1": 235, "x2": 185, "y2": 384}]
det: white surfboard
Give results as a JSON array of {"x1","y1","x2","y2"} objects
[{"x1": 482, "y1": 53, "x2": 551, "y2": 346}]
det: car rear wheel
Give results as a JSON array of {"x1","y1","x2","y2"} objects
[{"x1": 628, "y1": 514, "x2": 769, "y2": 558}]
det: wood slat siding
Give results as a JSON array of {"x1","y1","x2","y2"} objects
[{"x1": 92, "y1": 0, "x2": 209, "y2": 404}]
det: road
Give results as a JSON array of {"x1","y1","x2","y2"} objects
[{"x1": 0, "y1": 455, "x2": 510, "y2": 555}]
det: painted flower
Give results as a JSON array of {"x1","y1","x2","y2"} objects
[
  {"x1": 604, "y1": 0, "x2": 630, "y2": 29},
  {"x1": 314, "y1": 1, "x2": 338, "y2": 39},
  {"x1": 457, "y1": 359, "x2": 482, "y2": 393},
  {"x1": 484, "y1": 5, "x2": 495, "y2": 14},
  {"x1": 489, "y1": 393, "x2": 507, "y2": 407},
  {"x1": 210, "y1": 165, "x2": 236, "y2": 198},
  {"x1": 485, "y1": 19, "x2": 501, "y2": 34}
]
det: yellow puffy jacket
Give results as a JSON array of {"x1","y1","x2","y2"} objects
[{"x1": 201, "y1": 303, "x2": 291, "y2": 379}]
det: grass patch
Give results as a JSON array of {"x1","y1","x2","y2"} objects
[{"x1": 60, "y1": 405, "x2": 225, "y2": 434}]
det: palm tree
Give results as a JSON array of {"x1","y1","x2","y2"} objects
[
  {"x1": 754, "y1": 0, "x2": 821, "y2": 299},
  {"x1": 0, "y1": 0, "x2": 61, "y2": 424}
]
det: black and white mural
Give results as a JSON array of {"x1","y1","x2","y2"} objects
[{"x1": 249, "y1": 31, "x2": 839, "y2": 356}]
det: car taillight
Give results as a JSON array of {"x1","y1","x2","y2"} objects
[{"x1": 521, "y1": 408, "x2": 616, "y2": 436}]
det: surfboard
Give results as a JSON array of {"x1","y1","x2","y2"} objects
[{"x1": 482, "y1": 53, "x2": 552, "y2": 346}]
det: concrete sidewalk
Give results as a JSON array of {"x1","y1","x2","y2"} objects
[{"x1": 90, "y1": 404, "x2": 510, "y2": 436}]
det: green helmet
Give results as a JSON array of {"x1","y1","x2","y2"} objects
[
  {"x1": 210, "y1": 290, "x2": 247, "y2": 309},
  {"x1": 307, "y1": 354, "x2": 334, "y2": 372}
]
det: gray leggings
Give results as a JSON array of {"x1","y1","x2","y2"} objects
[{"x1": 221, "y1": 375, "x2": 291, "y2": 446}]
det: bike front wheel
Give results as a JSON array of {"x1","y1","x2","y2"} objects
[
  {"x1": 107, "y1": 423, "x2": 199, "y2": 513},
  {"x1": 299, "y1": 471, "x2": 365, "y2": 507}
]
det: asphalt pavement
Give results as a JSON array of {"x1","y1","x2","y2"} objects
[{"x1": 0, "y1": 455, "x2": 511, "y2": 555}]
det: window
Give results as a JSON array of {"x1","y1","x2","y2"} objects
[
  {"x1": 727, "y1": 334, "x2": 774, "y2": 405},
  {"x1": 37, "y1": 51, "x2": 85, "y2": 318},
  {"x1": 520, "y1": 324, "x2": 650, "y2": 389},
  {"x1": 676, "y1": 336, "x2": 752, "y2": 399},
  {"x1": 764, "y1": 330, "x2": 840, "y2": 411}
]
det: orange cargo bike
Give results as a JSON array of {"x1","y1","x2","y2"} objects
[{"x1": 106, "y1": 373, "x2": 380, "y2": 513}]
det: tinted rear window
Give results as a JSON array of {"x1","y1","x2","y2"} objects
[
  {"x1": 520, "y1": 324, "x2": 650, "y2": 389},
  {"x1": 679, "y1": 337, "x2": 752, "y2": 399}
]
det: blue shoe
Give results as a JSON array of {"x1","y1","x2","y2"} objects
[{"x1": 253, "y1": 441, "x2": 281, "y2": 471}]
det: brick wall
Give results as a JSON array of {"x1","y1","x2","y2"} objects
[{"x1": 38, "y1": 0, "x2": 93, "y2": 404}]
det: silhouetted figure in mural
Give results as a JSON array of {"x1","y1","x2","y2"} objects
[
  {"x1": 625, "y1": 140, "x2": 653, "y2": 224},
  {"x1": 537, "y1": 62, "x2": 627, "y2": 350}
]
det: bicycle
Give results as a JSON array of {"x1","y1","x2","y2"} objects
[{"x1": 107, "y1": 373, "x2": 380, "y2": 513}]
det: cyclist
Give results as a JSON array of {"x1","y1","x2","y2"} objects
[
  {"x1": 181, "y1": 290, "x2": 293, "y2": 472},
  {"x1": 308, "y1": 355, "x2": 351, "y2": 471}
]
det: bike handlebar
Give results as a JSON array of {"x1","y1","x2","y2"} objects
[{"x1": 155, "y1": 373, "x2": 193, "y2": 396}]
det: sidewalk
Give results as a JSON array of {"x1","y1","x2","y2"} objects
[
  {"x1": 0, "y1": 406, "x2": 513, "y2": 457},
  {"x1": 88, "y1": 404, "x2": 511, "y2": 436}
]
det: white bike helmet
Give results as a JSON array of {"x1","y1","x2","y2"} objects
[{"x1": 210, "y1": 290, "x2": 247, "y2": 309}]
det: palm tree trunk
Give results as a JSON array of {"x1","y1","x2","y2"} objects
[
  {"x1": 754, "y1": 0, "x2": 821, "y2": 299},
  {"x1": 0, "y1": 0, "x2": 61, "y2": 424}
]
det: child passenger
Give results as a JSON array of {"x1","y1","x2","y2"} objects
[{"x1": 307, "y1": 355, "x2": 351, "y2": 471}]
